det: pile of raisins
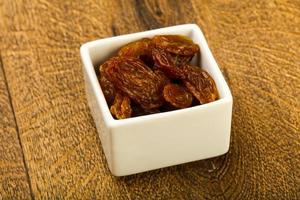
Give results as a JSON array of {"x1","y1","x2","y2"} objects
[{"x1": 98, "y1": 35, "x2": 219, "y2": 119}]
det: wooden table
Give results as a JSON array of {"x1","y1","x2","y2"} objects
[{"x1": 0, "y1": 0, "x2": 299, "y2": 199}]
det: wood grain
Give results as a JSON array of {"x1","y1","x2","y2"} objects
[
  {"x1": 0, "y1": 0, "x2": 299, "y2": 199},
  {"x1": 0, "y1": 59, "x2": 31, "y2": 199}
]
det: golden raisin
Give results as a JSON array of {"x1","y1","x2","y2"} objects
[
  {"x1": 110, "y1": 92, "x2": 132, "y2": 119},
  {"x1": 118, "y1": 38, "x2": 154, "y2": 67},
  {"x1": 99, "y1": 63, "x2": 116, "y2": 106},
  {"x1": 152, "y1": 35, "x2": 199, "y2": 56},
  {"x1": 104, "y1": 57, "x2": 164, "y2": 109},
  {"x1": 163, "y1": 83, "x2": 193, "y2": 108},
  {"x1": 182, "y1": 65, "x2": 218, "y2": 104}
]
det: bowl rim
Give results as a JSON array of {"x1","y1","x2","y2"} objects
[{"x1": 80, "y1": 24, "x2": 232, "y2": 127}]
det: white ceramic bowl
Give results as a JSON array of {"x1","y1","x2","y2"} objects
[{"x1": 80, "y1": 24, "x2": 233, "y2": 176}]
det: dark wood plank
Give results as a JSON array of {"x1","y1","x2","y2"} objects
[
  {"x1": 0, "y1": 58, "x2": 32, "y2": 199},
  {"x1": 0, "y1": 0, "x2": 299, "y2": 199}
]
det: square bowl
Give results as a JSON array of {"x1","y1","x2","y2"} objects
[{"x1": 80, "y1": 24, "x2": 233, "y2": 176}]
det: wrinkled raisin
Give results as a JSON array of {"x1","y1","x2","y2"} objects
[
  {"x1": 152, "y1": 35, "x2": 199, "y2": 56},
  {"x1": 163, "y1": 83, "x2": 193, "y2": 108},
  {"x1": 118, "y1": 38, "x2": 154, "y2": 67},
  {"x1": 104, "y1": 56, "x2": 164, "y2": 109},
  {"x1": 170, "y1": 53, "x2": 193, "y2": 67},
  {"x1": 182, "y1": 65, "x2": 218, "y2": 104},
  {"x1": 110, "y1": 92, "x2": 132, "y2": 119},
  {"x1": 99, "y1": 63, "x2": 116, "y2": 106},
  {"x1": 152, "y1": 48, "x2": 184, "y2": 79},
  {"x1": 153, "y1": 68, "x2": 171, "y2": 86}
]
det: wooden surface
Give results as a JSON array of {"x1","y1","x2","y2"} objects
[
  {"x1": 0, "y1": 0, "x2": 299, "y2": 199},
  {"x1": 0, "y1": 58, "x2": 31, "y2": 198}
]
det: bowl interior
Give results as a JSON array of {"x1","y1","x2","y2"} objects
[{"x1": 82, "y1": 24, "x2": 231, "y2": 123}]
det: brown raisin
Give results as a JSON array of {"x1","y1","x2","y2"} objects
[
  {"x1": 99, "y1": 63, "x2": 116, "y2": 106},
  {"x1": 110, "y1": 92, "x2": 132, "y2": 119},
  {"x1": 170, "y1": 53, "x2": 193, "y2": 67},
  {"x1": 118, "y1": 38, "x2": 154, "y2": 67},
  {"x1": 153, "y1": 68, "x2": 171, "y2": 86},
  {"x1": 163, "y1": 83, "x2": 193, "y2": 108},
  {"x1": 152, "y1": 48, "x2": 184, "y2": 79},
  {"x1": 152, "y1": 35, "x2": 199, "y2": 56},
  {"x1": 182, "y1": 65, "x2": 218, "y2": 104},
  {"x1": 104, "y1": 57, "x2": 164, "y2": 109}
]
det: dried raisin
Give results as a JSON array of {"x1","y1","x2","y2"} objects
[
  {"x1": 170, "y1": 53, "x2": 193, "y2": 67},
  {"x1": 110, "y1": 92, "x2": 132, "y2": 119},
  {"x1": 182, "y1": 65, "x2": 218, "y2": 104},
  {"x1": 99, "y1": 63, "x2": 116, "y2": 106},
  {"x1": 152, "y1": 35, "x2": 199, "y2": 56},
  {"x1": 104, "y1": 57, "x2": 164, "y2": 109},
  {"x1": 118, "y1": 38, "x2": 154, "y2": 67},
  {"x1": 163, "y1": 83, "x2": 193, "y2": 108},
  {"x1": 152, "y1": 48, "x2": 184, "y2": 79},
  {"x1": 153, "y1": 68, "x2": 171, "y2": 86}
]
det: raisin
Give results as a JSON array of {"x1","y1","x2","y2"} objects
[
  {"x1": 152, "y1": 35, "x2": 199, "y2": 56},
  {"x1": 153, "y1": 68, "x2": 171, "y2": 86},
  {"x1": 182, "y1": 65, "x2": 218, "y2": 104},
  {"x1": 163, "y1": 83, "x2": 193, "y2": 108},
  {"x1": 110, "y1": 92, "x2": 132, "y2": 119},
  {"x1": 170, "y1": 53, "x2": 193, "y2": 67},
  {"x1": 104, "y1": 57, "x2": 164, "y2": 109},
  {"x1": 99, "y1": 63, "x2": 116, "y2": 106},
  {"x1": 152, "y1": 48, "x2": 184, "y2": 79},
  {"x1": 118, "y1": 38, "x2": 154, "y2": 67}
]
